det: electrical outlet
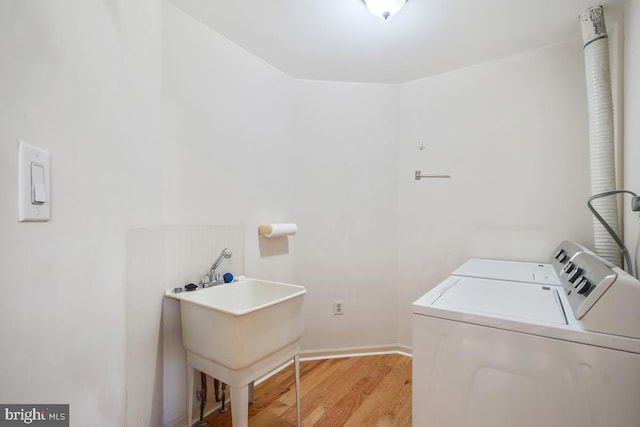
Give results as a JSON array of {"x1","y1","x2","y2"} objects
[{"x1": 333, "y1": 300, "x2": 345, "y2": 315}]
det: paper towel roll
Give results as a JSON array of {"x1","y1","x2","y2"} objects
[{"x1": 258, "y1": 223, "x2": 298, "y2": 238}]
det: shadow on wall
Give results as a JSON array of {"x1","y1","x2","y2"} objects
[{"x1": 258, "y1": 236, "x2": 290, "y2": 257}]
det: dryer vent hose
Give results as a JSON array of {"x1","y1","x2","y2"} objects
[{"x1": 580, "y1": 6, "x2": 622, "y2": 268}]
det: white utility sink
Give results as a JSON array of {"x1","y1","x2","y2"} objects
[
  {"x1": 166, "y1": 278, "x2": 306, "y2": 370},
  {"x1": 165, "y1": 278, "x2": 306, "y2": 427}
]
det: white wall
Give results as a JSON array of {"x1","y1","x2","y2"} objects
[
  {"x1": 396, "y1": 41, "x2": 594, "y2": 343},
  {"x1": 625, "y1": 0, "x2": 640, "y2": 273},
  {"x1": 162, "y1": 3, "x2": 403, "y2": 354},
  {"x1": 291, "y1": 80, "x2": 400, "y2": 351},
  {"x1": 162, "y1": 2, "x2": 295, "y2": 282},
  {"x1": 0, "y1": 0, "x2": 163, "y2": 425}
]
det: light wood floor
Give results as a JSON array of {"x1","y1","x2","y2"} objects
[{"x1": 204, "y1": 354, "x2": 412, "y2": 427}]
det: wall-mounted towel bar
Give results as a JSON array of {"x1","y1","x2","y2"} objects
[{"x1": 415, "y1": 170, "x2": 451, "y2": 180}]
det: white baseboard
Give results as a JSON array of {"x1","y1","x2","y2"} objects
[{"x1": 300, "y1": 343, "x2": 412, "y2": 360}]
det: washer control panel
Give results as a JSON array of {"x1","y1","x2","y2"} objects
[
  {"x1": 553, "y1": 247, "x2": 640, "y2": 339},
  {"x1": 550, "y1": 240, "x2": 593, "y2": 273},
  {"x1": 558, "y1": 252, "x2": 617, "y2": 319}
]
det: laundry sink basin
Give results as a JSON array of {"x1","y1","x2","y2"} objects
[{"x1": 165, "y1": 278, "x2": 306, "y2": 371}]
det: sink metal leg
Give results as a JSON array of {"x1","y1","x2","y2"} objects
[
  {"x1": 218, "y1": 382, "x2": 229, "y2": 413},
  {"x1": 186, "y1": 364, "x2": 195, "y2": 427},
  {"x1": 248, "y1": 381, "x2": 254, "y2": 404},
  {"x1": 214, "y1": 378, "x2": 220, "y2": 402},
  {"x1": 295, "y1": 354, "x2": 301, "y2": 427},
  {"x1": 230, "y1": 384, "x2": 249, "y2": 427}
]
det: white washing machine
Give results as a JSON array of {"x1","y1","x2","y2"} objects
[
  {"x1": 412, "y1": 245, "x2": 640, "y2": 427},
  {"x1": 451, "y1": 240, "x2": 592, "y2": 286}
]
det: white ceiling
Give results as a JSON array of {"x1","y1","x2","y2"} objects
[{"x1": 168, "y1": 0, "x2": 627, "y2": 84}]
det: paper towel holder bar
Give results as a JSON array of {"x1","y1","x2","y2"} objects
[{"x1": 415, "y1": 170, "x2": 451, "y2": 180}]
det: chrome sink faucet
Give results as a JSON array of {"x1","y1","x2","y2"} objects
[{"x1": 205, "y1": 248, "x2": 232, "y2": 286}]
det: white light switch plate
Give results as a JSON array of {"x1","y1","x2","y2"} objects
[{"x1": 18, "y1": 140, "x2": 50, "y2": 222}]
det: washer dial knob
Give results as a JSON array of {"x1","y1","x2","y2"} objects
[
  {"x1": 568, "y1": 267, "x2": 584, "y2": 283},
  {"x1": 554, "y1": 250, "x2": 569, "y2": 264},
  {"x1": 563, "y1": 262, "x2": 576, "y2": 274},
  {"x1": 575, "y1": 277, "x2": 592, "y2": 294}
]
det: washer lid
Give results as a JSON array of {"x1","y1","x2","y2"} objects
[
  {"x1": 427, "y1": 277, "x2": 567, "y2": 325},
  {"x1": 453, "y1": 259, "x2": 560, "y2": 285}
]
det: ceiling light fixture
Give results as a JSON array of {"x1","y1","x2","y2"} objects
[{"x1": 363, "y1": 0, "x2": 407, "y2": 20}]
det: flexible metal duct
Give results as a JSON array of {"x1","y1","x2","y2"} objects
[{"x1": 580, "y1": 6, "x2": 622, "y2": 267}]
